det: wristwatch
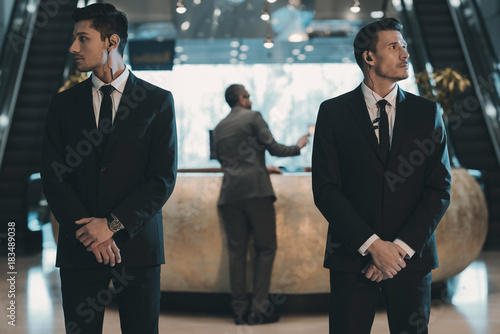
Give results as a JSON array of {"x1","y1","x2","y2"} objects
[{"x1": 106, "y1": 214, "x2": 124, "y2": 233}]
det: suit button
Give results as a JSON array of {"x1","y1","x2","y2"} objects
[{"x1": 101, "y1": 166, "x2": 108, "y2": 172}]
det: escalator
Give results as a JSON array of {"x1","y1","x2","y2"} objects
[
  {"x1": 397, "y1": 0, "x2": 500, "y2": 248},
  {"x1": 0, "y1": 0, "x2": 77, "y2": 253}
]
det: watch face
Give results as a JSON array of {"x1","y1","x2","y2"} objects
[{"x1": 109, "y1": 220, "x2": 120, "y2": 232}]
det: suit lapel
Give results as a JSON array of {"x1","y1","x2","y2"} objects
[
  {"x1": 77, "y1": 78, "x2": 96, "y2": 130},
  {"x1": 103, "y1": 73, "x2": 138, "y2": 156},
  {"x1": 389, "y1": 88, "x2": 410, "y2": 162},
  {"x1": 348, "y1": 85, "x2": 386, "y2": 166}
]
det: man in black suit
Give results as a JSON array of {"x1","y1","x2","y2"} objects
[
  {"x1": 214, "y1": 84, "x2": 309, "y2": 325},
  {"x1": 41, "y1": 3, "x2": 177, "y2": 333},
  {"x1": 312, "y1": 18, "x2": 451, "y2": 334}
]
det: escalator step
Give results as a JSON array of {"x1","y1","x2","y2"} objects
[
  {"x1": 0, "y1": 166, "x2": 34, "y2": 182},
  {"x1": 415, "y1": 3, "x2": 449, "y2": 15},
  {"x1": 28, "y1": 43, "x2": 70, "y2": 57},
  {"x1": 14, "y1": 107, "x2": 49, "y2": 121},
  {"x1": 25, "y1": 55, "x2": 67, "y2": 69},
  {"x1": 0, "y1": 199, "x2": 23, "y2": 213},
  {"x1": 484, "y1": 171, "x2": 500, "y2": 184},
  {"x1": 16, "y1": 94, "x2": 53, "y2": 108},
  {"x1": 9, "y1": 122, "x2": 45, "y2": 136},
  {"x1": 454, "y1": 142, "x2": 495, "y2": 156},
  {"x1": 3, "y1": 151, "x2": 42, "y2": 166},
  {"x1": 459, "y1": 156, "x2": 499, "y2": 170},
  {"x1": 452, "y1": 126, "x2": 492, "y2": 141},
  {"x1": 20, "y1": 81, "x2": 61, "y2": 95},
  {"x1": 0, "y1": 183, "x2": 24, "y2": 198},
  {"x1": 425, "y1": 37, "x2": 462, "y2": 50},
  {"x1": 0, "y1": 215, "x2": 24, "y2": 225},
  {"x1": 22, "y1": 68, "x2": 64, "y2": 82},
  {"x1": 4, "y1": 136, "x2": 44, "y2": 150},
  {"x1": 419, "y1": 15, "x2": 454, "y2": 27}
]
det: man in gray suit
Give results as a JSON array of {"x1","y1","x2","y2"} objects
[{"x1": 214, "y1": 84, "x2": 309, "y2": 325}]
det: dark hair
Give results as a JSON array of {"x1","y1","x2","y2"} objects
[
  {"x1": 72, "y1": 3, "x2": 128, "y2": 56},
  {"x1": 225, "y1": 84, "x2": 245, "y2": 108},
  {"x1": 353, "y1": 18, "x2": 403, "y2": 69}
]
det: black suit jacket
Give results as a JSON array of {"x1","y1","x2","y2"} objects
[
  {"x1": 312, "y1": 84, "x2": 451, "y2": 272},
  {"x1": 41, "y1": 72, "x2": 177, "y2": 268}
]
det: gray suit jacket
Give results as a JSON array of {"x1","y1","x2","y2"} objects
[{"x1": 214, "y1": 106, "x2": 300, "y2": 206}]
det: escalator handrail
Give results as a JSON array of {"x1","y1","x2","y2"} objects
[{"x1": 0, "y1": 0, "x2": 41, "y2": 170}]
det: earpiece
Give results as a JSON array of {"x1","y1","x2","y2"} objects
[{"x1": 365, "y1": 50, "x2": 373, "y2": 63}]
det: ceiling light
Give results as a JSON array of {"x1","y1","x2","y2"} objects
[
  {"x1": 370, "y1": 11, "x2": 384, "y2": 18},
  {"x1": 176, "y1": 0, "x2": 187, "y2": 14},
  {"x1": 288, "y1": 32, "x2": 308, "y2": 42},
  {"x1": 263, "y1": 37, "x2": 274, "y2": 49},
  {"x1": 267, "y1": 0, "x2": 277, "y2": 3},
  {"x1": 261, "y1": 9, "x2": 270, "y2": 21},
  {"x1": 350, "y1": 0, "x2": 361, "y2": 13},
  {"x1": 304, "y1": 45, "x2": 314, "y2": 52}
]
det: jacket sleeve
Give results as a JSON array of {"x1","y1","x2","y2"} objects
[
  {"x1": 396, "y1": 103, "x2": 452, "y2": 256},
  {"x1": 251, "y1": 111, "x2": 300, "y2": 157},
  {"x1": 312, "y1": 101, "x2": 376, "y2": 253},
  {"x1": 111, "y1": 91, "x2": 177, "y2": 239},
  {"x1": 41, "y1": 94, "x2": 90, "y2": 242}
]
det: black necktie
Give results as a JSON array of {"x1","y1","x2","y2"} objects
[
  {"x1": 98, "y1": 85, "x2": 114, "y2": 151},
  {"x1": 377, "y1": 99, "x2": 390, "y2": 163}
]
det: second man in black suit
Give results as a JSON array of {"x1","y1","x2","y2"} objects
[{"x1": 312, "y1": 18, "x2": 451, "y2": 334}]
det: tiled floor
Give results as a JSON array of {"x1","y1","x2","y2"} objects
[{"x1": 1, "y1": 238, "x2": 499, "y2": 333}]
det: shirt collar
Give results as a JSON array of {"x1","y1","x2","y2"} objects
[
  {"x1": 361, "y1": 82, "x2": 398, "y2": 110},
  {"x1": 91, "y1": 68, "x2": 130, "y2": 94}
]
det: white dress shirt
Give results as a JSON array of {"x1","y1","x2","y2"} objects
[
  {"x1": 357, "y1": 82, "x2": 415, "y2": 259},
  {"x1": 91, "y1": 68, "x2": 130, "y2": 127}
]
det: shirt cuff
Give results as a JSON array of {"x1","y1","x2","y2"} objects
[
  {"x1": 358, "y1": 234, "x2": 380, "y2": 256},
  {"x1": 393, "y1": 238, "x2": 415, "y2": 259}
]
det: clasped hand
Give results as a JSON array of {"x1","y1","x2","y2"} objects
[
  {"x1": 75, "y1": 217, "x2": 120, "y2": 266},
  {"x1": 365, "y1": 239, "x2": 407, "y2": 280}
]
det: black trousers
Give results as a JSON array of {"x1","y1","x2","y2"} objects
[
  {"x1": 220, "y1": 196, "x2": 277, "y2": 316},
  {"x1": 60, "y1": 265, "x2": 161, "y2": 334},
  {"x1": 329, "y1": 269, "x2": 432, "y2": 334}
]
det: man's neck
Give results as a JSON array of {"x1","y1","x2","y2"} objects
[
  {"x1": 93, "y1": 60, "x2": 126, "y2": 84},
  {"x1": 363, "y1": 77, "x2": 397, "y2": 99}
]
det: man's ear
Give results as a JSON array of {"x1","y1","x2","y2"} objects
[
  {"x1": 365, "y1": 50, "x2": 373, "y2": 63},
  {"x1": 108, "y1": 34, "x2": 120, "y2": 52}
]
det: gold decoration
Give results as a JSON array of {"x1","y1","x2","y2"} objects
[
  {"x1": 58, "y1": 71, "x2": 88, "y2": 92},
  {"x1": 415, "y1": 67, "x2": 471, "y2": 117}
]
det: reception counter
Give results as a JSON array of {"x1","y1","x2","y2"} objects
[
  {"x1": 161, "y1": 172, "x2": 329, "y2": 294},
  {"x1": 160, "y1": 168, "x2": 488, "y2": 293}
]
